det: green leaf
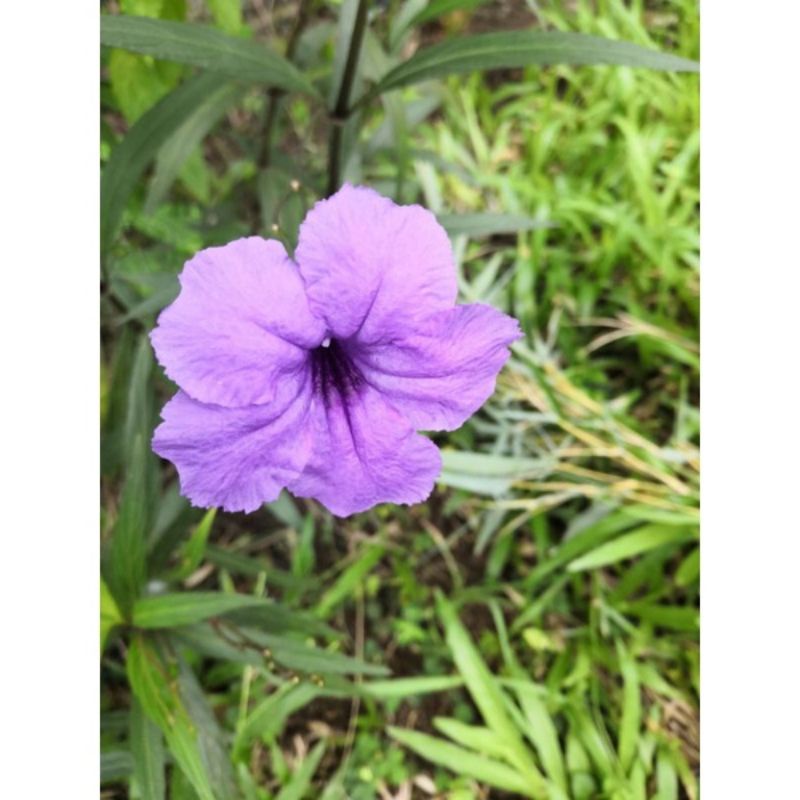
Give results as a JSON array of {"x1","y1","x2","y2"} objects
[
  {"x1": 123, "y1": 334, "x2": 155, "y2": 469},
  {"x1": 109, "y1": 49, "x2": 183, "y2": 123},
  {"x1": 316, "y1": 545, "x2": 385, "y2": 619},
  {"x1": 366, "y1": 31, "x2": 698, "y2": 101},
  {"x1": 245, "y1": 629, "x2": 391, "y2": 676},
  {"x1": 388, "y1": 727, "x2": 536, "y2": 797},
  {"x1": 235, "y1": 682, "x2": 323, "y2": 753},
  {"x1": 101, "y1": 578, "x2": 123, "y2": 652},
  {"x1": 101, "y1": 16, "x2": 317, "y2": 96},
  {"x1": 172, "y1": 622, "x2": 386, "y2": 676},
  {"x1": 520, "y1": 510, "x2": 640, "y2": 595},
  {"x1": 439, "y1": 450, "x2": 550, "y2": 497},
  {"x1": 226, "y1": 602, "x2": 335, "y2": 638},
  {"x1": 130, "y1": 697, "x2": 166, "y2": 800},
  {"x1": 675, "y1": 546, "x2": 700, "y2": 587},
  {"x1": 105, "y1": 435, "x2": 149, "y2": 616},
  {"x1": 126, "y1": 636, "x2": 215, "y2": 800},
  {"x1": 434, "y1": 717, "x2": 514, "y2": 760},
  {"x1": 132, "y1": 591, "x2": 274, "y2": 629},
  {"x1": 656, "y1": 748, "x2": 680, "y2": 800},
  {"x1": 365, "y1": 675, "x2": 464, "y2": 699},
  {"x1": 275, "y1": 741, "x2": 327, "y2": 800},
  {"x1": 620, "y1": 602, "x2": 699, "y2": 632},
  {"x1": 101, "y1": 750, "x2": 134, "y2": 783},
  {"x1": 178, "y1": 662, "x2": 238, "y2": 799},
  {"x1": 205, "y1": 0, "x2": 243, "y2": 34},
  {"x1": 616, "y1": 643, "x2": 641, "y2": 773},
  {"x1": 514, "y1": 685, "x2": 568, "y2": 794},
  {"x1": 167, "y1": 509, "x2": 217, "y2": 582},
  {"x1": 109, "y1": 0, "x2": 187, "y2": 122},
  {"x1": 101, "y1": 71, "x2": 228, "y2": 253},
  {"x1": 439, "y1": 213, "x2": 551, "y2": 238},
  {"x1": 146, "y1": 81, "x2": 244, "y2": 212},
  {"x1": 437, "y1": 594, "x2": 546, "y2": 795},
  {"x1": 410, "y1": 0, "x2": 489, "y2": 27},
  {"x1": 565, "y1": 731, "x2": 595, "y2": 800},
  {"x1": 567, "y1": 524, "x2": 694, "y2": 571}
]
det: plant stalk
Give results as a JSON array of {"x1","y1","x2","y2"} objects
[{"x1": 326, "y1": 0, "x2": 371, "y2": 196}]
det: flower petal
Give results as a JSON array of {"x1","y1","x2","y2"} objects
[
  {"x1": 287, "y1": 387, "x2": 441, "y2": 516},
  {"x1": 352, "y1": 303, "x2": 521, "y2": 431},
  {"x1": 295, "y1": 184, "x2": 457, "y2": 344},
  {"x1": 152, "y1": 380, "x2": 313, "y2": 514},
  {"x1": 151, "y1": 237, "x2": 325, "y2": 407}
]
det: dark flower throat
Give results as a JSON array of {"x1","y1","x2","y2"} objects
[{"x1": 310, "y1": 338, "x2": 364, "y2": 406}]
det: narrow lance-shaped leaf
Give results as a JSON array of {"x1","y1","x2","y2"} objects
[
  {"x1": 101, "y1": 71, "x2": 228, "y2": 254},
  {"x1": 178, "y1": 661, "x2": 238, "y2": 799},
  {"x1": 166, "y1": 508, "x2": 217, "y2": 582},
  {"x1": 616, "y1": 642, "x2": 642, "y2": 773},
  {"x1": 146, "y1": 82, "x2": 244, "y2": 212},
  {"x1": 316, "y1": 544, "x2": 385, "y2": 619},
  {"x1": 514, "y1": 685, "x2": 569, "y2": 795},
  {"x1": 105, "y1": 435, "x2": 148, "y2": 616},
  {"x1": 365, "y1": 675, "x2": 464, "y2": 699},
  {"x1": 275, "y1": 741, "x2": 327, "y2": 800},
  {"x1": 101, "y1": 578, "x2": 123, "y2": 653},
  {"x1": 130, "y1": 697, "x2": 166, "y2": 800},
  {"x1": 101, "y1": 16, "x2": 318, "y2": 96},
  {"x1": 388, "y1": 727, "x2": 537, "y2": 798},
  {"x1": 567, "y1": 523, "x2": 695, "y2": 572},
  {"x1": 101, "y1": 750, "x2": 134, "y2": 784},
  {"x1": 437, "y1": 593, "x2": 547, "y2": 796},
  {"x1": 363, "y1": 30, "x2": 698, "y2": 103},
  {"x1": 132, "y1": 591, "x2": 276, "y2": 629},
  {"x1": 126, "y1": 636, "x2": 216, "y2": 800},
  {"x1": 439, "y1": 213, "x2": 553, "y2": 238},
  {"x1": 234, "y1": 683, "x2": 324, "y2": 755},
  {"x1": 411, "y1": 0, "x2": 490, "y2": 27}
]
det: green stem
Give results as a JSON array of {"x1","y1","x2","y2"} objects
[{"x1": 326, "y1": 0, "x2": 371, "y2": 196}]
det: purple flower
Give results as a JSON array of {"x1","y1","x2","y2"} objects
[{"x1": 150, "y1": 185, "x2": 521, "y2": 516}]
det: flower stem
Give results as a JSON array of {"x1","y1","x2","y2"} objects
[{"x1": 326, "y1": 0, "x2": 371, "y2": 197}]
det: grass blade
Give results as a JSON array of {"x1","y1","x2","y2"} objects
[
  {"x1": 437, "y1": 594, "x2": 547, "y2": 795},
  {"x1": 365, "y1": 675, "x2": 464, "y2": 699},
  {"x1": 439, "y1": 213, "x2": 551, "y2": 238},
  {"x1": 388, "y1": 727, "x2": 537, "y2": 797},
  {"x1": 316, "y1": 544, "x2": 385, "y2": 619},
  {"x1": 617, "y1": 643, "x2": 641, "y2": 773},
  {"x1": 514, "y1": 685, "x2": 568, "y2": 794},
  {"x1": 567, "y1": 524, "x2": 694, "y2": 572},
  {"x1": 434, "y1": 717, "x2": 516, "y2": 760},
  {"x1": 275, "y1": 741, "x2": 327, "y2": 800}
]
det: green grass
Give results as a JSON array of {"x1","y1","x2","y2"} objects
[{"x1": 101, "y1": 1, "x2": 699, "y2": 797}]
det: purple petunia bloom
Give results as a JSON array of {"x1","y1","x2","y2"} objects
[{"x1": 150, "y1": 184, "x2": 521, "y2": 516}]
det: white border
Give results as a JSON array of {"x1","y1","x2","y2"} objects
[
  {"x1": 702, "y1": 0, "x2": 800, "y2": 795},
  {"x1": 1, "y1": 3, "x2": 98, "y2": 796}
]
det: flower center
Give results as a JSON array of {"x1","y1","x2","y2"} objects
[{"x1": 310, "y1": 338, "x2": 364, "y2": 406}]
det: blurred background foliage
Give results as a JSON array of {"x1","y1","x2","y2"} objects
[{"x1": 100, "y1": 1, "x2": 699, "y2": 798}]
